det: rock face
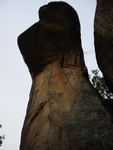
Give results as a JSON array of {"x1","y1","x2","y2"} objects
[
  {"x1": 94, "y1": 0, "x2": 113, "y2": 92},
  {"x1": 18, "y1": 2, "x2": 113, "y2": 150}
]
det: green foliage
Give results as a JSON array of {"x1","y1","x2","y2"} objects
[
  {"x1": 0, "y1": 125, "x2": 5, "y2": 146},
  {"x1": 91, "y1": 69, "x2": 113, "y2": 99}
]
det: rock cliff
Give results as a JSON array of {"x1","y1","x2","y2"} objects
[
  {"x1": 18, "y1": 2, "x2": 113, "y2": 150},
  {"x1": 94, "y1": 0, "x2": 113, "y2": 92}
]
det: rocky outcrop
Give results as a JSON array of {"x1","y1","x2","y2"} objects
[
  {"x1": 18, "y1": 2, "x2": 113, "y2": 150},
  {"x1": 94, "y1": 0, "x2": 113, "y2": 92}
]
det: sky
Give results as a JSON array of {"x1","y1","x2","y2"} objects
[{"x1": 0, "y1": 0, "x2": 97, "y2": 149}]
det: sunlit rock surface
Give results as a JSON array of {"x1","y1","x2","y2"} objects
[
  {"x1": 94, "y1": 0, "x2": 113, "y2": 92},
  {"x1": 18, "y1": 2, "x2": 113, "y2": 150}
]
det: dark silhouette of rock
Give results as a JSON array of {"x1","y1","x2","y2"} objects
[
  {"x1": 18, "y1": 2, "x2": 113, "y2": 150},
  {"x1": 94, "y1": 0, "x2": 113, "y2": 93}
]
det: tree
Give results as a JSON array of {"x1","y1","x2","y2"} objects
[
  {"x1": 91, "y1": 69, "x2": 113, "y2": 99},
  {"x1": 0, "y1": 125, "x2": 5, "y2": 146}
]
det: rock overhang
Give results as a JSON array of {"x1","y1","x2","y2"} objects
[{"x1": 18, "y1": 1, "x2": 82, "y2": 79}]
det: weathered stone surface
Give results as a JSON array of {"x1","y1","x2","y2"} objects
[
  {"x1": 18, "y1": 2, "x2": 113, "y2": 150},
  {"x1": 94, "y1": 0, "x2": 113, "y2": 92}
]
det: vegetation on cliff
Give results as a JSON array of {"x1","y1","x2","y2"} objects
[{"x1": 90, "y1": 70, "x2": 113, "y2": 99}]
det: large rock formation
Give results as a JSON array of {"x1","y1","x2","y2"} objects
[
  {"x1": 94, "y1": 0, "x2": 113, "y2": 92},
  {"x1": 18, "y1": 2, "x2": 113, "y2": 150}
]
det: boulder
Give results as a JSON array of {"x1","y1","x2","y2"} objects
[{"x1": 18, "y1": 2, "x2": 113, "y2": 150}]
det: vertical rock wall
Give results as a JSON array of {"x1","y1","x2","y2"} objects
[
  {"x1": 94, "y1": 0, "x2": 113, "y2": 92},
  {"x1": 18, "y1": 2, "x2": 113, "y2": 150}
]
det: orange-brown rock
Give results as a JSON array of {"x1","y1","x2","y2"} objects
[
  {"x1": 94, "y1": 0, "x2": 113, "y2": 92},
  {"x1": 18, "y1": 2, "x2": 113, "y2": 150}
]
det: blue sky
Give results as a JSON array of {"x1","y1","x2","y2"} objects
[{"x1": 0, "y1": 0, "x2": 97, "y2": 149}]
